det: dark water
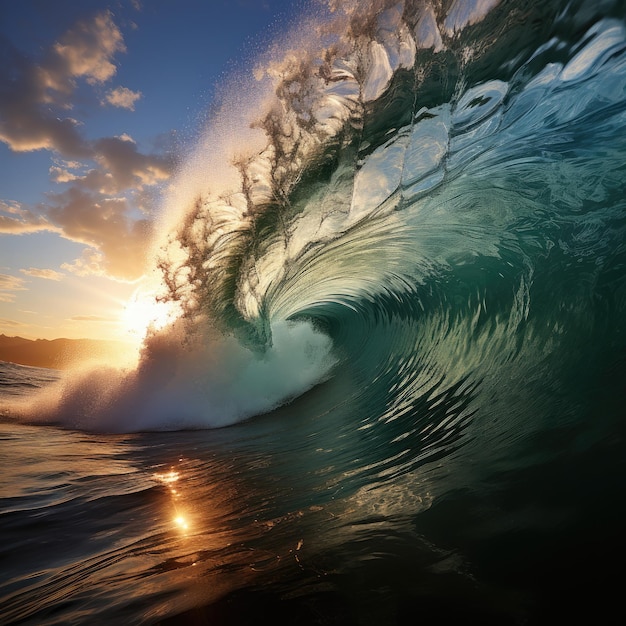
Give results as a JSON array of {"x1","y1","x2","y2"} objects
[{"x1": 2, "y1": 0, "x2": 626, "y2": 623}]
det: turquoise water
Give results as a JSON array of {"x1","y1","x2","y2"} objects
[{"x1": 2, "y1": 0, "x2": 626, "y2": 623}]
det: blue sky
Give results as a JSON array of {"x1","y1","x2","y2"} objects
[{"x1": 0, "y1": 0, "x2": 308, "y2": 342}]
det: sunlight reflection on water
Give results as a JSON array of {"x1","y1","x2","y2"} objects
[{"x1": 153, "y1": 468, "x2": 192, "y2": 534}]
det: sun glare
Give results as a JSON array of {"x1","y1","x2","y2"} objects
[{"x1": 120, "y1": 289, "x2": 180, "y2": 342}]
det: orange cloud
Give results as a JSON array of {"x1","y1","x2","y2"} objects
[
  {"x1": 20, "y1": 268, "x2": 64, "y2": 281},
  {"x1": 94, "y1": 136, "x2": 172, "y2": 189},
  {"x1": 0, "y1": 317, "x2": 26, "y2": 327},
  {"x1": 0, "y1": 274, "x2": 27, "y2": 302},
  {"x1": 49, "y1": 166, "x2": 80, "y2": 183},
  {"x1": 104, "y1": 86, "x2": 142, "y2": 110},
  {"x1": 0, "y1": 201, "x2": 58, "y2": 235},
  {"x1": 48, "y1": 189, "x2": 153, "y2": 282},
  {"x1": 50, "y1": 10, "x2": 125, "y2": 87},
  {"x1": 0, "y1": 10, "x2": 176, "y2": 285},
  {"x1": 0, "y1": 10, "x2": 125, "y2": 156},
  {"x1": 70, "y1": 314, "x2": 115, "y2": 322}
]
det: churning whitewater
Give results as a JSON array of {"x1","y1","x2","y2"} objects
[{"x1": 1, "y1": 1, "x2": 626, "y2": 624}]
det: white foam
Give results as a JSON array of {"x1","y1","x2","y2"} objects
[{"x1": 13, "y1": 319, "x2": 336, "y2": 432}]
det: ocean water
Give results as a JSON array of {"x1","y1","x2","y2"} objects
[{"x1": 2, "y1": 0, "x2": 626, "y2": 623}]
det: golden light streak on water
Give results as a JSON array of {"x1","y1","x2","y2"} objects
[{"x1": 154, "y1": 468, "x2": 191, "y2": 533}]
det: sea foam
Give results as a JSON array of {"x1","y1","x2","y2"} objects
[{"x1": 11, "y1": 319, "x2": 335, "y2": 432}]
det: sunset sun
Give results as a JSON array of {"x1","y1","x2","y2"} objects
[{"x1": 120, "y1": 289, "x2": 179, "y2": 341}]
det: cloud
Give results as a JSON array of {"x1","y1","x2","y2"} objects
[
  {"x1": 44, "y1": 135, "x2": 174, "y2": 198},
  {"x1": 61, "y1": 249, "x2": 105, "y2": 277},
  {"x1": 2, "y1": 192, "x2": 155, "y2": 282},
  {"x1": 69, "y1": 314, "x2": 114, "y2": 322},
  {"x1": 48, "y1": 188, "x2": 153, "y2": 281},
  {"x1": 49, "y1": 166, "x2": 117, "y2": 194},
  {"x1": 95, "y1": 136, "x2": 173, "y2": 189},
  {"x1": 0, "y1": 105, "x2": 89, "y2": 156},
  {"x1": 49, "y1": 166, "x2": 80, "y2": 183},
  {"x1": 104, "y1": 86, "x2": 142, "y2": 110},
  {"x1": 8, "y1": 140, "x2": 174, "y2": 282},
  {"x1": 49, "y1": 159, "x2": 88, "y2": 183},
  {"x1": 40, "y1": 141, "x2": 173, "y2": 281},
  {"x1": 0, "y1": 201, "x2": 58, "y2": 235},
  {"x1": 46, "y1": 133, "x2": 175, "y2": 195},
  {"x1": 0, "y1": 10, "x2": 177, "y2": 284},
  {"x1": 50, "y1": 10, "x2": 125, "y2": 87},
  {"x1": 0, "y1": 273, "x2": 27, "y2": 302},
  {"x1": 0, "y1": 10, "x2": 124, "y2": 156},
  {"x1": 0, "y1": 274, "x2": 25, "y2": 290},
  {"x1": 0, "y1": 317, "x2": 26, "y2": 327},
  {"x1": 20, "y1": 268, "x2": 64, "y2": 281}
]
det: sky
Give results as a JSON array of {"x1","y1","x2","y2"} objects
[{"x1": 0, "y1": 0, "x2": 307, "y2": 343}]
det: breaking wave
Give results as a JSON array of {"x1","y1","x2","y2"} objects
[{"x1": 5, "y1": 0, "x2": 626, "y2": 448}]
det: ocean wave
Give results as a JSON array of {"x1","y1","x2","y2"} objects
[{"x1": 3, "y1": 0, "x2": 626, "y2": 446}]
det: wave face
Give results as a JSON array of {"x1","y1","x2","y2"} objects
[{"x1": 142, "y1": 0, "x2": 626, "y2": 441}]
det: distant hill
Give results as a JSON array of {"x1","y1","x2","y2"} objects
[{"x1": 0, "y1": 334, "x2": 128, "y2": 370}]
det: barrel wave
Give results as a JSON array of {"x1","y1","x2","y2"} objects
[
  {"x1": 2, "y1": 0, "x2": 626, "y2": 623},
  {"x1": 12, "y1": 0, "x2": 623, "y2": 435},
  {"x1": 161, "y1": 0, "x2": 626, "y2": 454}
]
